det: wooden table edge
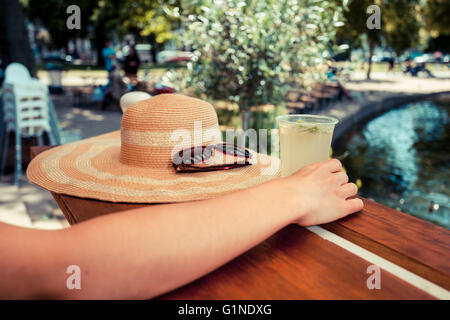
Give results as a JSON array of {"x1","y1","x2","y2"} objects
[{"x1": 30, "y1": 145, "x2": 450, "y2": 291}]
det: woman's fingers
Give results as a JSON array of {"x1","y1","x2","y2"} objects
[
  {"x1": 337, "y1": 182, "x2": 358, "y2": 198},
  {"x1": 327, "y1": 159, "x2": 343, "y2": 173},
  {"x1": 333, "y1": 171, "x2": 349, "y2": 186},
  {"x1": 345, "y1": 197, "x2": 364, "y2": 213}
]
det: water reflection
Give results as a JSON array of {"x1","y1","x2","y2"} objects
[{"x1": 339, "y1": 98, "x2": 449, "y2": 229}]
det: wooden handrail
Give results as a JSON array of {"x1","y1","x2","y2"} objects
[
  {"x1": 161, "y1": 224, "x2": 435, "y2": 299},
  {"x1": 323, "y1": 197, "x2": 450, "y2": 289},
  {"x1": 30, "y1": 145, "x2": 450, "y2": 297}
]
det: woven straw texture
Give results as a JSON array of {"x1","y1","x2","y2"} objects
[{"x1": 27, "y1": 94, "x2": 280, "y2": 203}]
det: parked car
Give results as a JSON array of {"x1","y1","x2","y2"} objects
[
  {"x1": 371, "y1": 52, "x2": 394, "y2": 63},
  {"x1": 156, "y1": 50, "x2": 192, "y2": 64},
  {"x1": 442, "y1": 54, "x2": 450, "y2": 64},
  {"x1": 414, "y1": 53, "x2": 436, "y2": 64}
]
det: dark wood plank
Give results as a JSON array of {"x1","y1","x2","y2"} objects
[
  {"x1": 161, "y1": 225, "x2": 435, "y2": 299},
  {"x1": 30, "y1": 145, "x2": 55, "y2": 158},
  {"x1": 53, "y1": 193, "x2": 146, "y2": 223},
  {"x1": 322, "y1": 197, "x2": 450, "y2": 290}
]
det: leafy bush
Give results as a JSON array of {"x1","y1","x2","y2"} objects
[{"x1": 179, "y1": 0, "x2": 346, "y2": 119}]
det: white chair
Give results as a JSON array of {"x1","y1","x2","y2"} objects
[
  {"x1": 4, "y1": 62, "x2": 32, "y2": 84},
  {"x1": 0, "y1": 64, "x2": 57, "y2": 185}
]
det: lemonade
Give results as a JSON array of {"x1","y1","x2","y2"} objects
[{"x1": 277, "y1": 115, "x2": 338, "y2": 177}]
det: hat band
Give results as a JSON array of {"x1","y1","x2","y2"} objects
[
  {"x1": 121, "y1": 127, "x2": 221, "y2": 147},
  {"x1": 119, "y1": 127, "x2": 222, "y2": 168}
]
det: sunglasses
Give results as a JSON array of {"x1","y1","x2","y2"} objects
[{"x1": 172, "y1": 143, "x2": 252, "y2": 172}]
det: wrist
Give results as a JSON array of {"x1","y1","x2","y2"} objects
[{"x1": 265, "y1": 177, "x2": 309, "y2": 224}]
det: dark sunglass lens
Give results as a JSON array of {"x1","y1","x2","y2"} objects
[
  {"x1": 174, "y1": 146, "x2": 213, "y2": 165},
  {"x1": 201, "y1": 146, "x2": 213, "y2": 160},
  {"x1": 214, "y1": 144, "x2": 251, "y2": 158}
]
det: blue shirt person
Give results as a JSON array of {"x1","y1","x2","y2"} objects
[{"x1": 102, "y1": 41, "x2": 116, "y2": 72}]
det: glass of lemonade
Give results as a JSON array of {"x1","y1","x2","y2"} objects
[{"x1": 277, "y1": 114, "x2": 338, "y2": 177}]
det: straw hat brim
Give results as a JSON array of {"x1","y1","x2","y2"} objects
[{"x1": 26, "y1": 131, "x2": 281, "y2": 203}]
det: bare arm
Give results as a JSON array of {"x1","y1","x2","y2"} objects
[{"x1": 0, "y1": 159, "x2": 362, "y2": 299}]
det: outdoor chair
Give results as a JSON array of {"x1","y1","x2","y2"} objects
[
  {"x1": 4, "y1": 62, "x2": 32, "y2": 84},
  {"x1": 0, "y1": 63, "x2": 59, "y2": 185}
]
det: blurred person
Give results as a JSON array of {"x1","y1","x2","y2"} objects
[
  {"x1": 404, "y1": 58, "x2": 414, "y2": 75},
  {"x1": 326, "y1": 61, "x2": 352, "y2": 100},
  {"x1": 123, "y1": 45, "x2": 141, "y2": 86},
  {"x1": 102, "y1": 40, "x2": 117, "y2": 74},
  {"x1": 387, "y1": 57, "x2": 394, "y2": 72},
  {"x1": 404, "y1": 59, "x2": 434, "y2": 78},
  {"x1": 416, "y1": 62, "x2": 434, "y2": 78},
  {"x1": 101, "y1": 41, "x2": 123, "y2": 109}
]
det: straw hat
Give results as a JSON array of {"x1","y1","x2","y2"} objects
[{"x1": 27, "y1": 94, "x2": 280, "y2": 203}]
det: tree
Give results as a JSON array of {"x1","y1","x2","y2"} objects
[
  {"x1": 339, "y1": 0, "x2": 420, "y2": 80},
  {"x1": 383, "y1": 0, "x2": 421, "y2": 53},
  {"x1": 424, "y1": 0, "x2": 450, "y2": 36},
  {"x1": 119, "y1": 0, "x2": 181, "y2": 63},
  {"x1": 338, "y1": 0, "x2": 379, "y2": 80},
  {"x1": 23, "y1": 0, "x2": 180, "y2": 66},
  {"x1": 90, "y1": 0, "x2": 128, "y2": 67},
  {"x1": 24, "y1": 0, "x2": 123, "y2": 66},
  {"x1": 180, "y1": 0, "x2": 345, "y2": 129},
  {"x1": 0, "y1": 0, "x2": 36, "y2": 76},
  {"x1": 423, "y1": 0, "x2": 450, "y2": 53},
  {"x1": 24, "y1": 0, "x2": 95, "y2": 50}
]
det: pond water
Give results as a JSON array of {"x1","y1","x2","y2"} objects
[{"x1": 336, "y1": 96, "x2": 450, "y2": 229}]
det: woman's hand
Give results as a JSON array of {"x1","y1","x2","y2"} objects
[{"x1": 283, "y1": 159, "x2": 363, "y2": 226}]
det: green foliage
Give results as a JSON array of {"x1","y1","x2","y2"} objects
[
  {"x1": 179, "y1": 0, "x2": 345, "y2": 111},
  {"x1": 23, "y1": 0, "x2": 179, "y2": 47},
  {"x1": 424, "y1": 0, "x2": 450, "y2": 36},
  {"x1": 383, "y1": 0, "x2": 421, "y2": 54},
  {"x1": 121, "y1": 0, "x2": 180, "y2": 43},
  {"x1": 341, "y1": 0, "x2": 421, "y2": 53},
  {"x1": 339, "y1": 0, "x2": 421, "y2": 79},
  {"x1": 24, "y1": 0, "x2": 96, "y2": 48},
  {"x1": 89, "y1": 0, "x2": 129, "y2": 47}
]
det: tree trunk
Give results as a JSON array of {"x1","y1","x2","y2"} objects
[
  {"x1": 367, "y1": 41, "x2": 375, "y2": 80},
  {"x1": 0, "y1": 0, "x2": 37, "y2": 76},
  {"x1": 149, "y1": 34, "x2": 158, "y2": 64},
  {"x1": 94, "y1": 28, "x2": 106, "y2": 68}
]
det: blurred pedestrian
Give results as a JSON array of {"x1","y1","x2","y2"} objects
[
  {"x1": 123, "y1": 45, "x2": 141, "y2": 85},
  {"x1": 387, "y1": 57, "x2": 394, "y2": 72},
  {"x1": 101, "y1": 40, "x2": 119, "y2": 109},
  {"x1": 102, "y1": 40, "x2": 117, "y2": 75}
]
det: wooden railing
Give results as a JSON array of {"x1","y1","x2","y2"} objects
[{"x1": 30, "y1": 146, "x2": 450, "y2": 299}]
